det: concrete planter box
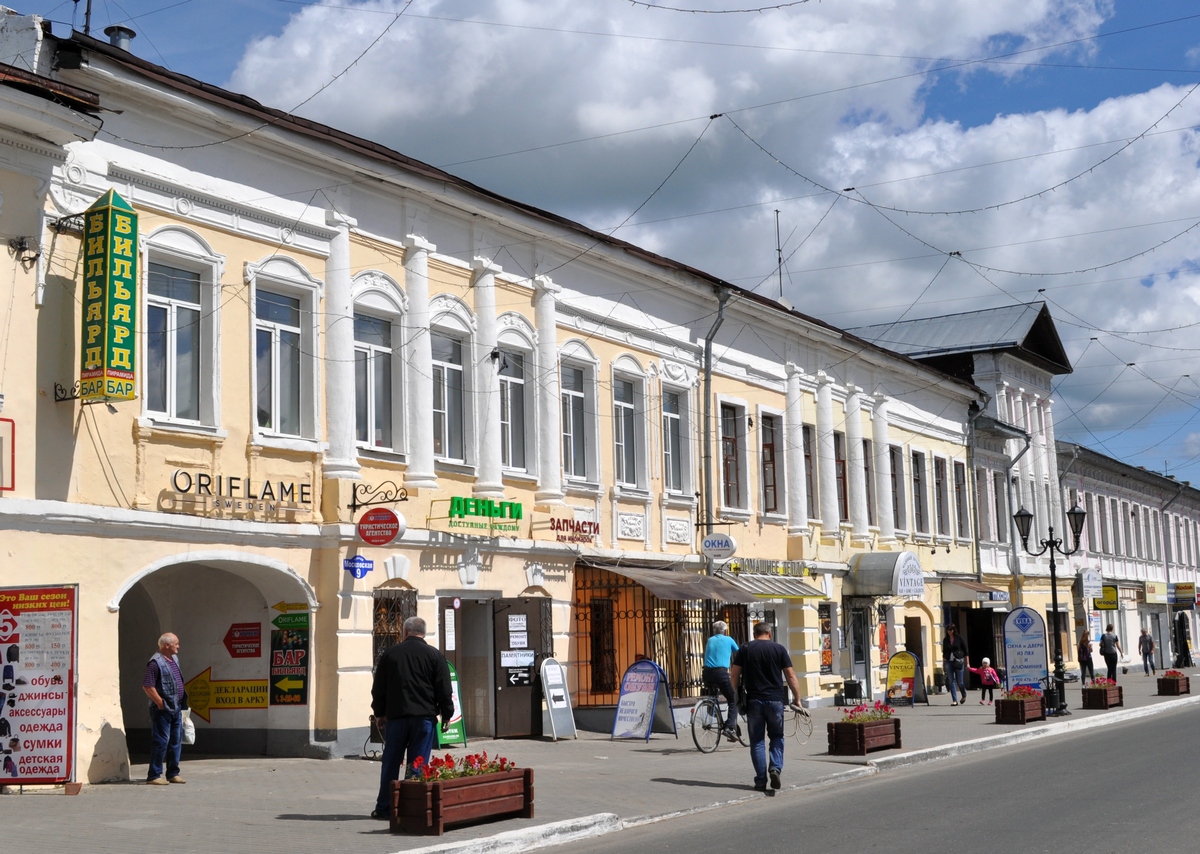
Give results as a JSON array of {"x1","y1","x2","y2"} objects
[
  {"x1": 391, "y1": 768, "x2": 534, "y2": 835},
  {"x1": 827, "y1": 718, "x2": 901, "y2": 755},
  {"x1": 1080, "y1": 685, "x2": 1124, "y2": 710},
  {"x1": 1157, "y1": 676, "x2": 1190, "y2": 696},
  {"x1": 994, "y1": 696, "x2": 1045, "y2": 725}
]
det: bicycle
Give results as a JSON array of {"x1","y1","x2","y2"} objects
[
  {"x1": 690, "y1": 695, "x2": 748, "y2": 753},
  {"x1": 783, "y1": 702, "x2": 813, "y2": 745}
]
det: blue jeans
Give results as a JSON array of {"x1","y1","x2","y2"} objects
[
  {"x1": 746, "y1": 699, "x2": 784, "y2": 788},
  {"x1": 148, "y1": 706, "x2": 182, "y2": 781},
  {"x1": 1143, "y1": 652, "x2": 1155, "y2": 674},
  {"x1": 375, "y1": 716, "x2": 437, "y2": 814},
  {"x1": 946, "y1": 659, "x2": 965, "y2": 702}
]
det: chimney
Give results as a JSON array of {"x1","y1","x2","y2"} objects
[{"x1": 103, "y1": 24, "x2": 135, "y2": 51}]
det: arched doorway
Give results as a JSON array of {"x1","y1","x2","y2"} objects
[{"x1": 114, "y1": 554, "x2": 316, "y2": 758}]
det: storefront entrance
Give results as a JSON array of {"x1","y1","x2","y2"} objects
[{"x1": 437, "y1": 596, "x2": 551, "y2": 739}]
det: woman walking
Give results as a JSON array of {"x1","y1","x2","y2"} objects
[{"x1": 1077, "y1": 630, "x2": 1094, "y2": 686}]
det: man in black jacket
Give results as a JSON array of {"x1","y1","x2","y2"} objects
[{"x1": 371, "y1": 616, "x2": 454, "y2": 819}]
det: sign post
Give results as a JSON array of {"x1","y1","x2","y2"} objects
[
  {"x1": 884, "y1": 650, "x2": 927, "y2": 706},
  {"x1": 539, "y1": 657, "x2": 577, "y2": 740},
  {"x1": 80, "y1": 190, "x2": 139, "y2": 402},
  {"x1": 1003, "y1": 606, "x2": 1049, "y2": 691},
  {"x1": 611, "y1": 660, "x2": 677, "y2": 741},
  {"x1": 436, "y1": 662, "x2": 467, "y2": 748}
]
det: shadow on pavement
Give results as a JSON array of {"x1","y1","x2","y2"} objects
[
  {"x1": 649, "y1": 777, "x2": 753, "y2": 791},
  {"x1": 276, "y1": 814, "x2": 377, "y2": 822}
]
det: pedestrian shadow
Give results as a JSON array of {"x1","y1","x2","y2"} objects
[
  {"x1": 276, "y1": 813, "x2": 377, "y2": 822},
  {"x1": 649, "y1": 777, "x2": 751, "y2": 791},
  {"x1": 631, "y1": 747, "x2": 706, "y2": 756}
]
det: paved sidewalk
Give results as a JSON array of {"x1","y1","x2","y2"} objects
[{"x1": 4, "y1": 671, "x2": 1197, "y2": 854}]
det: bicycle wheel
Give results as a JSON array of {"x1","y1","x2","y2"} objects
[
  {"x1": 792, "y1": 709, "x2": 813, "y2": 745},
  {"x1": 691, "y1": 698, "x2": 721, "y2": 753}
]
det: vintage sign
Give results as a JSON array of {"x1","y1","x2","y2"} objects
[
  {"x1": 436, "y1": 662, "x2": 467, "y2": 748},
  {"x1": 430, "y1": 497, "x2": 523, "y2": 536},
  {"x1": 611, "y1": 660, "x2": 676, "y2": 741},
  {"x1": 80, "y1": 190, "x2": 138, "y2": 402},
  {"x1": 1094, "y1": 584, "x2": 1119, "y2": 611},
  {"x1": 357, "y1": 507, "x2": 401, "y2": 545},
  {"x1": 222, "y1": 623, "x2": 262, "y2": 658},
  {"x1": 269, "y1": 627, "x2": 308, "y2": 706},
  {"x1": 885, "y1": 650, "x2": 916, "y2": 704},
  {"x1": 540, "y1": 657, "x2": 577, "y2": 740},
  {"x1": 1003, "y1": 606, "x2": 1049, "y2": 690},
  {"x1": 893, "y1": 551, "x2": 925, "y2": 598},
  {"x1": 0, "y1": 586, "x2": 77, "y2": 785},
  {"x1": 182, "y1": 668, "x2": 269, "y2": 722}
]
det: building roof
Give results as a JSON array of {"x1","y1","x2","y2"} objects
[
  {"x1": 847, "y1": 302, "x2": 1072, "y2": 376},
  {"x1": 0, "y1": 59, "x2": 99, "y2": 113},
  {"x1": 50, "y1": 31, "x2": 986, "y2": 398}
]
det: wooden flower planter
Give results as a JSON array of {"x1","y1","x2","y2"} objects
[
  {"x1": 391, "y1": 768, "x2": 534, "y2": 835},
  {"x1": 827, "y1": 718, "x2": 901, "y2": 756},
  {"x1": 1158, "y1": 676, "x2": 1190, "y2": 696},
  {"x1": 1081, "y1": 685, "x2": 1124, "y2": 710},
  {"x1": 994, "y1": 696, "x2": 1045, "y2": 725}
]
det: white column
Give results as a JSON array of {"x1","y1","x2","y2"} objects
[
  {"x1": 322, "y1": 211, "x2": 361, "y2": 480},
  {"x1": 1030, "y1": 394, "x2": 1050, "y2": 541},
  {"x1": 996, "y1": 381, "x2": 1010, "y2": 424},
  {"x1": 534, "y1": 275, "x2": 564, "y2": 505},
  {"x1": 784, "y1": 363, "x2": 808, "y2": 534},
  {"x1": 872, "y1": 395, "x2": 895, "y2": 540},
  {"x1": 403, "y1": 235, "x2": 438, "y2": 490},
  {"x1": 472, "y1": 258, "x2": 505, "y2": 498},
  {"x1": 845, "y1": 386, "x2": 868, "y2": 539},
  {"x1": 816, "y1": 372, "x2": 839, "y2": 533},
  {"x1": 1042, "y1": 399, "x2": 1064, "y2": 523}
]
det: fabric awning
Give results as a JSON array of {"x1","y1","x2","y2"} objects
[
  {"x1": 715, "y1": 571, "x2": 826, "y2": 600},
  {"x1": 941, "y1": 578, "x2": 1010, "y2": 607},
  {"x1": 582, "y1": 562, "x2": 757, "y2": 603},
  {"x1": 845, "y1": 551, "x2": 926, "y2": 597}
]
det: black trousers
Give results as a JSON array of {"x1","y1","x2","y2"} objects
[
  {"x1": 1104, "y1": 652, "x2": 1119, "y2": 680},
  {"x1": 1079, "y1": 658, "x2": 1094, "y2": 681},
  {"x1": 702, "y1": 666, "x2": 738, "y2": 729}
]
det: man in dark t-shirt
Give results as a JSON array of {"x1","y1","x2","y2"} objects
[{"x1": 730, "y1": 622, "x2": 802, "y2": 795}]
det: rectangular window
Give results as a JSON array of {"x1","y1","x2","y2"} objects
[
  {"x1": 499, "y1": 351, "x2": 527, "y2": 470},
  {"x1": 889, "y1": 445, "x2": 906, "y2": 530},
  {"x1": 431, "y1": 332, "x2": 465, "y2": 461},
  {"x1": 146, "y1": 263, "x2": 201, "y2": 421},
  {"x1": 863, "y1": 439, "x2": 875, "y2": 526},
  {"x1": 721, "y1": 404, "x2": 742, "y2": 508},
  {"x1": 975, "y1": 468, "x2": 990, "y2": 541},
  {"x1": 834, "y1": 431, "x2": 848, "y2": 522},
  {"x1": 353, "y1": 313, "x2": 393, "y2": 449},
  {"x1": 1132, "y1": 506, "x2": 1143, "y2": 559},
  {"x1": 953, "y1": 461, "x2": 969, "y2": 538},
  {"x1": 761, "y1": 415, "x2": 780, "y2": 514},
  {"x1": 562, "y1": 366, "x2": 588, "y2": 479},
  {"x1": 803, "y1": 425, "x2": 817, "y2": 518},
  {"x1": 613, "y1": 379, "x2": 637, "y2": 486},
  {"x1": 1099, "y1": 497, "x2": 1111, "y2": 554},
  {"x1": 991, "y1": 472, "x2": 1008, "y2": 543},
  {"x1": 934, "y1": 458, "x2": 949, "y2": 536},
  {"x1": 1085, "y1": 493, "x2": 1096, "y2": 552},
  {"x1": 911, "y1": 451, "x2": 928, "y2": 533},
  {"x1": 255, "y1": 289, "x2": 302, "y2": 435},
  {"x1": 662, "y1": 391, "x2": 683, "y2": 492},
  {"x1": 1121, "y1": 501, "x2": 1131, "y2": 557}
]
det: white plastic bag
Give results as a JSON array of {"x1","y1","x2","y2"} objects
[{"x1": 181, "y1": 708, "x2": 196, "y2": 746}]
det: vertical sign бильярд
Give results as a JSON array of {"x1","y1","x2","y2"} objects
[{"x1": 80, "y1": 190, "x2": 138, "y2": 402}]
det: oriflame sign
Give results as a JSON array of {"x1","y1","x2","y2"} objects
[
  {"x1": 80, "y1": 190, "x2": 138, "y2": 401},
  {"x1": 0, "y1": 586, "x2": 77, "y2": 785}
]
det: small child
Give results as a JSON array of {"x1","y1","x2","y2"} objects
[{"x1": 968, "y1": 658, "x2": 1001, "y2": 704}]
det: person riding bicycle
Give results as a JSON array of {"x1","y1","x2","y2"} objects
[{"x1": 702, "y1": 621, "x2": 740, "y2": 741}]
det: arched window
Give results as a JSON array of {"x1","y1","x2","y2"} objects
[
  {"x1": 353, "y1": 272, "x2": 407, "y2": 453},
  {"x1": 429, "y1": 294, "x2": 476, "y2": 466}
]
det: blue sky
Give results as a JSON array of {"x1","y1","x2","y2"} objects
[{"x1": 18, "y1": 0, "x2": 1200, "y2": 483}]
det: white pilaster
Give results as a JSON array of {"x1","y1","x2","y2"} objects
[
  {"x1": 322, "y1": 210, "x2": 361, "y2": 480},
  {"x1": 472, "y1": 258, "x2": 505, "y2": 498},
  {"x1": 784, "y1": 363, "x2": 808, "y2": 534},
  {"x1": 534, "y1": 276, "x2": 564, "y2": 505},
  {"x1": 872, "y1": 394, "x2": 895, "y2": 541},
  {"x1": 403, "y1": 235, "x2": 438, "y2": 490},
  {"x1": 816, "y1": 372, "x2": 839, "y2": 533},
  {"x1": 845, "y1": 386, "x2": 868, "y2": 539}
]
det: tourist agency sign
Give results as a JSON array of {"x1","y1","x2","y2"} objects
[{"x1": 80, "y1": 190, "x2": 139, "y2": 401}]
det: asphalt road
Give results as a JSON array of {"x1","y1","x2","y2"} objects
[{"x1": 563, "y1": 704, "x2": 1200, "y2": 854}]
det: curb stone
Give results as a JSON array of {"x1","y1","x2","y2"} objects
[{"x1": 396, "y1": 814, "x2": 622, "y2": 854}]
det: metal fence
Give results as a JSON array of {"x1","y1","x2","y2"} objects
[
  {"x1": 572, "y1": 565, "x2": 748, "y2": 706},
  {"x1": 372, "y1": 587, "x2": 418, "y2": 669}
]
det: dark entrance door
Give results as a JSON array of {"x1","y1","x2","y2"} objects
[
  {"x1": 963, "y1": 608, "x2": 999, "y2": 688},
  {"x1": 438, "y1": 597, "x2": 494, "y2": 738},
  {"x1": 492, "y1": 597, "x2": 552, "y2": 738}
]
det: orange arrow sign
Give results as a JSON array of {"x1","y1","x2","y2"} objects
[
  {"x1": 183, "y1": 667, "x2": 269, "y2": 723},
  {"x1": 272, "y1": 601, "x2": 308, "y2": 613}
]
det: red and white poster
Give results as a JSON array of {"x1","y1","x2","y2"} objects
[{"x1": 0, "y1": 586, "x2": 77, "y2": 784}]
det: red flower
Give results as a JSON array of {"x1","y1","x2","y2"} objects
[{"x1": 412, "y1": 755, "x2": 425, "y2": 769}]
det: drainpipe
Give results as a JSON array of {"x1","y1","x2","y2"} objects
[
  {"x1": 967, "y1": 395, "x2": 991, "y2": 584},
  {"x1": 701, "y1": 289, "x2": 730, "y2": 574},
  {"x1": 1006, "y1": 432, "x2": 1032, "y2": 607}
]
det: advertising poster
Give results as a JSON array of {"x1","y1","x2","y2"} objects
[
  {"x1": 1003, "y1": 606, "x2": 1049, "y2": 690},
  {"x1": 540, "y1": 657, "x2": 577, "y2": 741},
  {"x1": 436, "y1": 662, "x2": 467, "y2": 748},
  {"x1": 612, "y1": 660, "x2": 676, "y2": 741},
  {"x1": 0, "y1": 586, "x2": 77, "y2": 784},
  {"x1": 885, "y1": 651, "x2": 917, "y2": 703},
  {"x1": 819, "y1": 604, "x2": 833, "y2": 675},
  {"x1": 269, "y1": 627, "x2": 308, "y2": 706}
]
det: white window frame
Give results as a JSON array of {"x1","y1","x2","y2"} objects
[
  {"x1": 889, "y1": 444, "x2": 907, "y2": 534},
  {"x1": 141, "y1": 226, "x2": 223, "y2": 429},
  {"x1": 757, "y1": 404, "x2": 786, "y2": 520},
  {"x1": 910, "y1": 448, "x2": 930, "y2": 536},
  {"x1": 352, "y1": 272, "x2": 407, "y2": 456},
  {"x1": 247, "y1": 256, "x2": 322, "y2": 443},
  {"x1": 611, "y1": 356, "x2": 648, "y2": 492},
  {"x1": 661, "y1": 385, "x2": 690, "y2": 495},
  {"x1": 717, "y1": 396, "x2": 749, "y2": 512},
  {"x1": 428, "y1": 294, "x2": 476, "y2": 468},
  {"x1": 560, "y1": 340, "x2": 600, "y2": 487},
  {"x1": 497, "y1": 313, "x2": 538, "y2": 477}
]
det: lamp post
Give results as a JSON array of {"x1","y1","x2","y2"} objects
[{"x1": 1013, "y1": 503, "x2": 1087, "y2": 716}]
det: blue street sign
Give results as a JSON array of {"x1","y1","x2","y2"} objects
[{"x1": 343, "y1": 555, "x2": 374, "y2": 579}]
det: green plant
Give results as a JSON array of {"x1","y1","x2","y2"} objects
[{"x1": 839, "y1": 700, "x2": 894, "y2": 723}]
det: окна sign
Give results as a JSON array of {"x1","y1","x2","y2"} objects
[
  {"x1": 701, "y1": 533, "x2": 737, "y2": 561},
  {"x1": 80, "y1": 190, "x2": 138, "y2": 402}
]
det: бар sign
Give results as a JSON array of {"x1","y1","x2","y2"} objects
[{"x1": 80, "y1": 190, "x2": 138, "y2": 401}]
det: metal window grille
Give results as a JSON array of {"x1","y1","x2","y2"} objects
[{"x1": 372, "y1": 588, "x2": 418, "y2": 669}]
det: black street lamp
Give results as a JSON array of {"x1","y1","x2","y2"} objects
[{"x1": 1013, "y1": 503, "x2": 1087, "y2": 716}]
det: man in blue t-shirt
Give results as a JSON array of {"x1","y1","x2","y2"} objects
[
  {"x1": 730, "y1": 622, "x2": 802, "y2": 796},
  {"x1": 702, "y1": 621, "x2": 740, "y2": 740}
]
